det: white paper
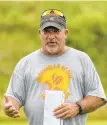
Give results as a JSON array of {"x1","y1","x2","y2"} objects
[{"x1": 43, "y1": 90, "x2": 64, "y2": 125}]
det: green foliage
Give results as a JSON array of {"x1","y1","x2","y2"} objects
[{"x1": 0, "y1": 1, "x2": 107, "y2": 121}]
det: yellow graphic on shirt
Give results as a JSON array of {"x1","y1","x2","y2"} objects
[{"x1": 36, "y1": 64, "x2": 72, "y2": 99}]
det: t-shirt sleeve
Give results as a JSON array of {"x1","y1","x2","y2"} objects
[
  {"x1": 6, "y1": 58, "x2": 27, "y2": 107},
  {"x1": 82, "y1": 53, "x2": 107, "y2": 102}
]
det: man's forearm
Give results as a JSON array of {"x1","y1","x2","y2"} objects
[{"x1": 78, "y1": 96, "x2": 106, "y2": 113}]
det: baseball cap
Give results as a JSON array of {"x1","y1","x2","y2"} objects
[{"x1": 40, "y1": 9, "x2": 66, "y2": 30}]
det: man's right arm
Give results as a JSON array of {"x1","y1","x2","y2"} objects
[{"x1": 3, "y1": 95, "x2": 20, "y2": 118}]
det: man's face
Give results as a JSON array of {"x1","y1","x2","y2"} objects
[{"x1": 39, "y1": 26, "x2": 68, "y2": 55}]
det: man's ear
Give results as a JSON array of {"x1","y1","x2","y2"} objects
[{"x1": 65, "y1": 29, "x2": 69, "y2": 39}]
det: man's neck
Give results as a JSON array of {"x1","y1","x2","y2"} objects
[{"x1": 41, "y1": 46, "x2": 68, "y2": 56}]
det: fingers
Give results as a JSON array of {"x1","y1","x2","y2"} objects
[
  {"x1": 63, "y1": 114, "x2": 71, "y2": 119},
  {"x1": 6, "y1": 107, "x2": 17, "y2": 113},
  {"x1": 8, "y1": 110, "x2": 20, "y2": 118},
  {"x1": 53, "y1": 103, "x2": 78, "y2": 119},
  {"x1": 12, "y1": 114, "x2": 20, "y2": 118},
  {"x1": 53, "y1": 104, "x2": 64, "y2": 112},
  {"x1": 5, "y1": 107, "x2": 20, "y2": 118},
  {"x1": 53, "y1": 107, "x2": 67, "y2": 116},
  {"x1": 5, "y1": 103, "x2": 12, "y2": 109},
  {"x1": 4, "y1": 95, "x2": 13, "y2": 109},
  {"x1": 55, "y1": 110, "x2": 70, "y2": 119},
  {"x1": 9, "y1": 109, "x2": 19, "y2": 114},
  {"x1": 53, "y1": 104, "x2": 69, "y2": 118},
  {"x1": 7, "y1": 113, "x2": 20, "y2": 118},
  {"x1": 4, "y1": 95, "x2": 9, "y2": 103},
  {"x1": 4, "y1": 95, "x2": 20, "y2": 118}
]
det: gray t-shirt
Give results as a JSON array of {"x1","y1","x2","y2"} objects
[{"x1": 6, "y1": 47, "x2": 107, "y2": 125}]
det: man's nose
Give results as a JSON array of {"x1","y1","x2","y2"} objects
[{"x1": 48, "y1": 32, "x2": 55, "y2": 39}]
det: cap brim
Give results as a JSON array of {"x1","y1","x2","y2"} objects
[{"x1": 40, "y1": 22, "x2": 64, "y2": 30}]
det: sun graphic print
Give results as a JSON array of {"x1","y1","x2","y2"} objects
[{"x1": 36, "y1": 64, "x2": 72, "y2": 99}]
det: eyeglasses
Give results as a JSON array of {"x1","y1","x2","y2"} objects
[{"x1": 41, "y1": 9, "x2": 65, "y2": 18}]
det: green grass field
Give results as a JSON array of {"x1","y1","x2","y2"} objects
[
  {"x1": 0, "y1": 120, "x2": 107, "y2": 125},
  {"x1": 87, "y1": 120, "x2": 107, "y2": 125}
]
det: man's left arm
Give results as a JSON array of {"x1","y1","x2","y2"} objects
[
  {"x1": 53, "y1": 96, "x2": 106, "y2": 119},
  {"x1": 77, "y1": 95, "x2": 106, "y2": 113}
]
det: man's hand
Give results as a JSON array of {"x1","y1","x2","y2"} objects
[
  {"x1": 3, "y1": 95, "x2": 20, "y2": 118},
  {"x1": 53, "y1": 102, "x2": 79, "y2": 119}
]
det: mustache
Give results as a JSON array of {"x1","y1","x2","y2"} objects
[
  {"x1": 46, "y1": 38, "x2": 57, "y2": 43},
  {"x1": 47, "y1": 41, "x2": 57, "y2": 44}
]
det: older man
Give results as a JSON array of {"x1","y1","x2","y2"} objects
[{"x1": 3, "y1": 9, "x2": 107, "y2": 125}]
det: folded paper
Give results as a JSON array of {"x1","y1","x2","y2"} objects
[{"x1": 43, "y1": 90, "x2": 64, "y2": 125}]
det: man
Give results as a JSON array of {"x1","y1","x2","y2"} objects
[{"x1": 3, "y1": 9, "x2": 107, "y2": 125}]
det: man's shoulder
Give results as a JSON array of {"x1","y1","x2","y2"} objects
[
  {"x1": 16, "y1": 49, "x2": 40, "y2": 65},
  {"x1": 70, "y1": 47, "x2": 93, "y2": 66},
  {"x1": 69, "y1": 47, "x2": 89, "y2": 58},
  {"x1": 24, "y1": 49, "x2": 40, "y2": 59}
]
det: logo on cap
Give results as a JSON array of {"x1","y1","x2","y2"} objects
[{"x1": 50, "y1": 17, "x2": 54, "y2": 21}]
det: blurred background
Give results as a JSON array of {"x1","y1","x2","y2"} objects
[{"x1": 0, "y1": 1, "x2": 107, "y2": 125}]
